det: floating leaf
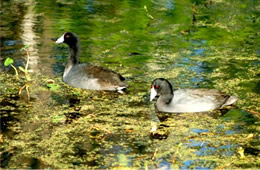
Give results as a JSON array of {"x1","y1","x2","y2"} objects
[
  {"x1": 4, "y1": 57, "x2": 14, "y2": 66},
  {"x1": 47, "y1": 83, "x2": 61, "y2": 91},
  {"x1": 51, "y1": 115, "x2": 64, "y2": 123},
  {"x1": 73, "y1": 91, "x2": 80, "y2": 96}
]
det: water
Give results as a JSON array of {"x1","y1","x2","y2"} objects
[{"x1": 0, "y1": 0, "x2": 259, "y2": 169}]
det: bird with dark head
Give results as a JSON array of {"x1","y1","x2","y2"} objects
[
  {"x1": 150, "y1": 78, "x2": 237, "y2": 113},
  {"x1": 56, "y1": 32, "x2": 127, "y2": 93}
]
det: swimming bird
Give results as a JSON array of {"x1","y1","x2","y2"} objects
[
  {"x1": 56, "y1": 32, "x2": 127, "y2": 93},
  {"x1": 150, "y1": 78, "x2": 238, "y2": 113}
]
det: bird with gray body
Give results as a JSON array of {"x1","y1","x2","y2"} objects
[
  {"x1": 56, "y1": 32, "x2": 127, "y2": 93},
  {"x1": 150, "y1": 78, "x2": 238, "y2": 113}
]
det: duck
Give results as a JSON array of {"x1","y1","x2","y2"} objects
[
  {"x1": 150, "y1": 78, "x2": 238, "y2": 113},
  {"x1": 56, "y1": 32, "x2": 127, "y2": 93}
]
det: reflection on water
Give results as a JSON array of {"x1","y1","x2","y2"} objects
[
  {"x1": 20, "y1": 0, "x2": 39, "y2": 72},
  {"x1": 0, "y1": 1, "x2": 25, "y2": 68},
  {"x1": 0, "y1": 0, "x2": 259, "y2": 169}
]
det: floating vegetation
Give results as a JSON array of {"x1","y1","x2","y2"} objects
[{"x1": 0, "y1": 0, "x2": 259, "y2": 169}]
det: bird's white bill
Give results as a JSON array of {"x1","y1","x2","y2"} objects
[
  {"x1": 56, "y1": 34, "x2": 65, "y2": 44},
  {"x1": 150, "y1": 87, "x2": 157, "y2": 101}
]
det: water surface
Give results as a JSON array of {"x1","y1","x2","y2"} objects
[{"x1": 0, "y1": 0, "x2": 259, "y2": 169}]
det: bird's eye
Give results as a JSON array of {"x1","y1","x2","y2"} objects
[
  {"x1": 155, "y1": 85, "x2": 159, "y2": 89},
  {"x1": 65, "y1": 35, "x2": 70, "y2": 38}
]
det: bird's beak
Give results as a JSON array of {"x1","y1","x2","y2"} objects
[
  {"x1": 56, "y1": 33, "x2": 65, "y2": 44},
  {"x1": 150, "y1": 87, "x2": 157, "y2": 101}
]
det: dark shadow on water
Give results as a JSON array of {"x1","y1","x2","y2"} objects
[
  {"x1": 1, "y1": 151, "x2": 13, "y2": 168},
  {"x1": 30, "y1": 158, "x2": 41, "y2": 169},
  {"x1": 244, "y1": 146, "x2": 260, "y2": 156},
  {"x1": 221, "y1": 109, "x2": 257, "y2": 124},
  {"x1": 0, "y1": 95, "x2": 20, "y2": 135},
  {"x1": 150, "y1": 132, "x2": 169, "y2": 140},
  {"x1": 64, "y1": 112, "x2": 82, "y2": 124}
]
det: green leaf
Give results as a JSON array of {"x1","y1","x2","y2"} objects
[
  {"x1": 73, "y1": 91, "x2": 80, "y2": 96},
  {"x1": 47, "y1": 83, "x2": 61, "y2": 91},
  {"x1": 18, "y1": 66, "x2": 26, "y2": 73},
  {"x1": 51, "y1": 115, "x2": 64, "y2": 123},
  {"x1": 20, "y1": 45, "x2": 30, "y2": 51},
  {"x1": 4, "y1": 57, "x2": 14, "y2": 66}
]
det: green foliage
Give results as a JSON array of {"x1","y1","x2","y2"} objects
[
  {"x1": 51, "y1": 114, "x2": 65, "y2": 123},
  {"x1": 3, "y1": 45, "x2": 32, "y2": 99},
  {"x1": 47, "y1": 83, "x2": 61, "y2": 91},
  {"x1": 20, "y1": 45, "x2": 30, "y2": 51},
  {"x1": 4, "y1": 57, "x2": 19, "y2": 80},
  {"x1": 1, "y1": 0, "x2": 259, "y2": 169},
  {"x1": 4, "y1": 57, "x2": 14, "y2": 66},
  {"x1": 18, "y1": 66, "x2": 26, "y2": 73}
]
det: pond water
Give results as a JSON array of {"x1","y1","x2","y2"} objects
[{"x1": 0, "y1": 0, "x2": 259, "y2": 169}]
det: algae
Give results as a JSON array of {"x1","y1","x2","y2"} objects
[{"x1": 1, "y1": 0, "x2": 259, "y2": 169}]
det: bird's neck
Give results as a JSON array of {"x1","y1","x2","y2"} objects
[
  {"x1": 156, "y1": 93, "x2": 174, "y2": 112},
  {"x1": 159, "y1": 94, "x2": 173, "y2": 104},
  {"x1": 68, "y1": 43, "x2": 80, "y2": 65},
  {"x1": 159, "y1": 83, "x2": 174, "y2": 104}
]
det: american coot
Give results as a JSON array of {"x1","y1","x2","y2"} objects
[
  {"x1": 150, "y1": 78, "x2": 238, "y2": 113},
  {"x1": 56, "y1": 32, "x2": 127, "y2": 93}
]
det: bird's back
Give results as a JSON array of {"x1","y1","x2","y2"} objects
[
  {"x1": 156, "y1": 89, "x2": 230, "y2": 113},
  {"x1": 63, "y1": 63, "x2": 127, "y2": 91}
]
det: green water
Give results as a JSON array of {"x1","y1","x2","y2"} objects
[{"x1": 0, "y1": 0, "x2": 259, "y2": 168}]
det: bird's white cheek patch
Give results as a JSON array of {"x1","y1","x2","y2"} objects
[
  {"x1": 150, "y1": 87, "x2": 157, "y2": 101},
  {"x1": 56, "y1": 33, "x2": 65, "y2": 44}
]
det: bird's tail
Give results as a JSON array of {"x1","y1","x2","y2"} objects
[
  {"x1": 221, "y1": 95, "x2": 238, "y2": 108},
  {"x1": 117, "y1": 86, "x2": 127, "y2": 94}
]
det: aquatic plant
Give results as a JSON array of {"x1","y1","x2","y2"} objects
[
  {"x1": 4, "y1": 57, "x2": 19, "y2": 80},
  {"x1": 4, "y1": 45, "x2": 32, "y2": 100}
]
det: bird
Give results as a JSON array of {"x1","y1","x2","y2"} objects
[
  {"x1": 150, "y1": 78, "x2": 238, "y2": 113},
  {"x1": 56, "y1": 32, "x2": 127, "y2": 93}
]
